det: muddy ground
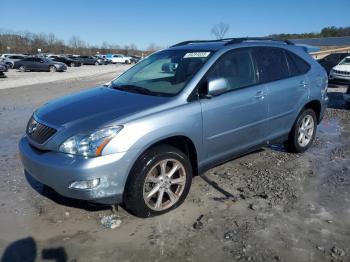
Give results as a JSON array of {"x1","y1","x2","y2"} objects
[{"x1": 0, "y1": 73, "x2": 349, "y2": 262}]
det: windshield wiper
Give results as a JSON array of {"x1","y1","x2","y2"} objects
[{"x1": 111, "y1": 85, "x2": 156, "y2": 96}]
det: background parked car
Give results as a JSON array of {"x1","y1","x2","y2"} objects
[
  {"x1": 109, "y1": 54, "x2": 132, "y2": 64},
  {"x1": 0, "y1": 62, "x2": 9, "y2": 71},
  {"x1": 129, "y1": 55, "x2": 142, "y2": 63},
  {"x1": 317, "y1": 53, "x2": 349, "y2": 74},
  {"x1": 49, "y1": 56, "x2": 82, "y2": 67},
  {"x1": 0, "y1": 64, "x2": 7, "y2": 78},
  {"x1": 0, "y1": 54, "x2": 27, "y2": 68},
  {"x1": 14, "y1": 57, "x2": 67, "y2": 72},
  {"x1": 66, "y1": 55, "x2": 84, "y2": 64},
  {"x1": 78, "y1": 56, "x2": 101, "y2": 65},
  {"x1": 329, "y1": 56, "x2": 350, "y2": 84},
  {"x1": 93, "y1": 56, "x2": 110, "y2": 65}
]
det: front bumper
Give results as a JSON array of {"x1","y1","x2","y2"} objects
[
  {"x1": 19, "y1": 136, "x2": 131, "y2": 204},
  {"x1": 329, "y1": 73, "x2": 350, "y2": 84}
]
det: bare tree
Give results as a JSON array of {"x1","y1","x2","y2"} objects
[
  {"x1": 68, "y1": 35, "x2": 86, "y2": 53},
  {"x1": 211, "y1": 22, "x2": 230, "y2": 39},
  {"x1": 0, "y1": 29, "x2": 144, "y2": 55},
  {"x1": 147, "y1": 43, "x2": 161, "y2": 52}
]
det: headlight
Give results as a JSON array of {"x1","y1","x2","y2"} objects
[{"x1": 59, "y1": 126, "x2": 123, "y2": 157}]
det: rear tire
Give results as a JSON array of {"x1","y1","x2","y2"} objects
[
  {"x1": 95, "y1": 61, "x2": 99, "y2": 65},
  {"x1": 284, "y1": 108, "x2": 317, "y2": 153},
  {"x1": 124, "y1": 145, "x2": 192, "y2": 218},
  {"x1": 19, "y1": 66, "x2": 26, "y2": 72},
  {"x1": 70, "y1": 62, "x2": 75, "y2": 67}
]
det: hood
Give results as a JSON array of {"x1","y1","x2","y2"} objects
[
  {"x1": 332, "y1": 64, "x2": 350, "y2": 72},
  {"x1": 35, "y1": 87, "x2": 170, "y2": 128}
]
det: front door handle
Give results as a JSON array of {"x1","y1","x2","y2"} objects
[{"x1": 255, "y1": 90, "x2": 265, "y2": 99}]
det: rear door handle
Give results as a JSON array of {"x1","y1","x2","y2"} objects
[{"x1": 255, "y1": 90, "x2": 265, "y2": 99}]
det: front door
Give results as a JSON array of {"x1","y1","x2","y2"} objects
[{"x1": 200, "y1": 48, "x2": 268, "y2": 165}]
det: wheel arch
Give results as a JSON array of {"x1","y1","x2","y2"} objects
[{"x1": 302, "y1": 100, "x2": 322, "y2": 124}]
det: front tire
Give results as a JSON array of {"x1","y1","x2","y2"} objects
[
  {"x1": 49, "y1": 66, "x2": 57, "y2": 72},
  {"x1": 124, "y1": 145, "x2": 192, "y2": 218},
  {"x1": 284, "y1": 108, "x2": 317, "y2": 153},
  {"x1": 19, "y1": 66, "x2": 26, "y2": 72},
  {"x1": 70, "y1": 62, "x2": 75, "y2": 67}
]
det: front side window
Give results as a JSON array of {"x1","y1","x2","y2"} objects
[
  {"x1": 206, "y1": 48, "x2": 257, "y2": 91},
  {"x1": 111, "y1": 50, "x2": 212, "y2": 96},
  {"x1": 253, "y1": 47, "x2": 289, "y2": 83}
]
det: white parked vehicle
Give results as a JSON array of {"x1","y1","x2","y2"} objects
[
  {"x1": 329, "y1": 56, "x2": 350, "y2": 84},
  {"x1": 0, "y1": 54, "x2": 27, "y2": 68},
  {"x1": 109, "y1": 54, "x2": 132, "y2": 64}
]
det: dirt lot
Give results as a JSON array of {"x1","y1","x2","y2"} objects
[{"x1": 0, "y1": 70, "x2": 349, "y2": 262}]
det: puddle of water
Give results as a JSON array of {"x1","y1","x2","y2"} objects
[
  {"x1": 317, "y1": 118, "x2": 340, "y2": 135},
  {"x1": 268, "y1": 144, "x2": 286, "y2": 152}
]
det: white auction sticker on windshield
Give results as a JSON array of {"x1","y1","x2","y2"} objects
[{"x1": 184, "y1": 52, "x2": 211, "y2": 58}]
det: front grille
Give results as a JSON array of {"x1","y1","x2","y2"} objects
[
  {"x1": 26, "y1": 117, "x2": 57, "y2": 144},
  {"x1": 333, "y1": 70, "x2": 350, "y2": 76}
]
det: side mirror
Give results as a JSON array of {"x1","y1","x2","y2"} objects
[
  {"x1": 207, "y1": 78, "x2": 229, "y2": 97},
  {"x1": 103, "y1": 81, "x2": 111, "y2": 87}
]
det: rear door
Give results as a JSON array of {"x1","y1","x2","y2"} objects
[
  {"x1": 253, "y1": 47, "x2": 310, "y2": 142},
  {"x1": 36, "y1": 58, "x2": 47, "y2": 71},
  {"x1": 200, "y1": 48, "x2": 268, "y2": 165}
]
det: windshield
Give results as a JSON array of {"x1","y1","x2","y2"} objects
[
  {"x1": 340, "y1": 58, "x2": 350, "y2": 65},
  {"x1": 111, "y1": 49, "x2": 212, "y2": 96}
]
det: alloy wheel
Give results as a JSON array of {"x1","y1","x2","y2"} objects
[
  {"x1": 143, "y1": 159, "x2": 187, "y2": 211},
  {"x1": 297, "y1": 114, "x2": 314, "y2": 147}
]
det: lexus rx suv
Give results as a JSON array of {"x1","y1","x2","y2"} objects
[{"x1": 19, "y1": 38, "x2": 328, "y2": 217}]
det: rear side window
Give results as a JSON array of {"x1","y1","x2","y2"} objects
[
  {"x1": 253, "y1": 47, "x2": 289, "y2": 83},
  {"x1": 207, "y1": 48, "x2": 257, "y2": 91},
  {"x1": 285, "y1": 51, "x2": 310, "y2": 76}
]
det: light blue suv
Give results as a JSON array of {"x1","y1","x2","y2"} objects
[{"x1": 19, "y1": 38, "x2": 328, "y2": 217}]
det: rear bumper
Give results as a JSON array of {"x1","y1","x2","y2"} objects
[{"x1": 18, "y1": 136, "x2": 132, "y2": 204}]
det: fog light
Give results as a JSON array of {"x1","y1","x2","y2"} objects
[{"x1": 69, "y1": 178, "x2": 100, "y2": 189}]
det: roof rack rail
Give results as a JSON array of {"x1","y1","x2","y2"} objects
[
  {"x1": 224, "y1": 37, "x2": 294, "y2": 46},
  {"x1": 170, "y1": 37, "x2": 294, "y2": 47},
  {"x1": 170, "y1": 38, "x2": 238, "y2": 47}
]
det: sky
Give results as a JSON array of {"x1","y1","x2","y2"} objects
[{"x1": 1, "y1": 0, "x2": 349, "y2": 50}]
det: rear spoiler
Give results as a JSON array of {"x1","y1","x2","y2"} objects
[{"x1": 294, "y1": 43, "x2": 320, "y2": 53}]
